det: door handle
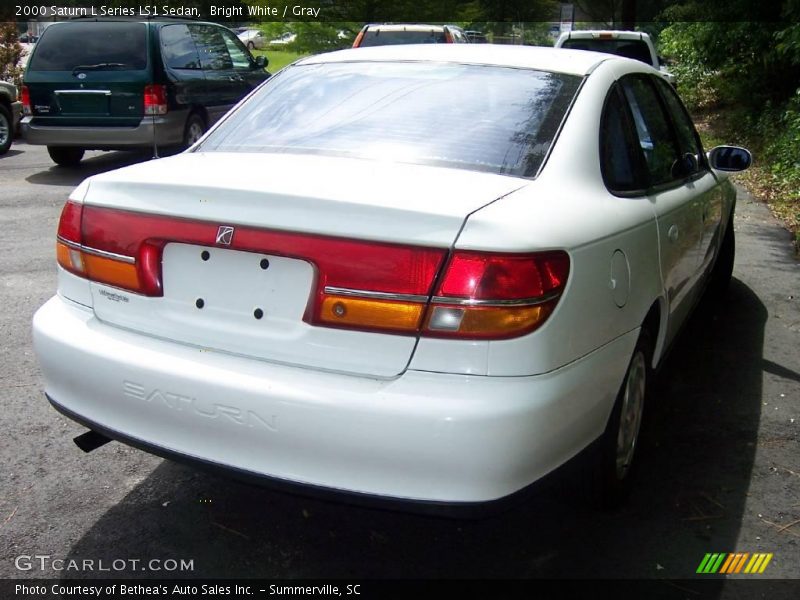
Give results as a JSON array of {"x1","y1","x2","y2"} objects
[{"x1": 668, "y1": 225, "x2": 679, "y2": 242}]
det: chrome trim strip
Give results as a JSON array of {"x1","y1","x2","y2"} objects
[
  {"x1": 57, "y1": 236, "x2": 136, "y2": 264},
  {"x1": 430, "y1": 290, "x2": 562, "y2": 307},
  {"x1": 323, "y1": 286, "x2": 562, "y2": 307},
  {"x1": 324, "y1": 286, "x2": 428, "y2": 304},
  {"x1": 55, "y1": 89, "x2": 113, "y2": 95}
]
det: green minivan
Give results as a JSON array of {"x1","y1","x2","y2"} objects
[{"x1": 22, "y1": 18, "x2": 270, "y2": 166}]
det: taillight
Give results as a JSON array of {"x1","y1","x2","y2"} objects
[
  {"x1": 55, "y1": 201, "x2": 569, "y2": 340},
  {"x1": 143, "y1": 84, "x2": 167, "y2": 115},
  {"x1": 352, "y1": 29, "x2": 365, "y2": 47},
  {"x1": 423, "y1": 251, "x2": 570, "y2": 339},
  {"x1": 444, "y1": 29, "x2": 454, "y2": 43},
  {"x1": 21, "y1": 85, "x2": 31, "y2": 116},
  {"x1": 56, "y1": 201, "x2": 145, "y2": 293}
]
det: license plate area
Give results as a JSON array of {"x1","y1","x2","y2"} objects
[
  {"x1": 55, "y1": 91, "x2": 111, "y2": 116},
  {"x1": 161, "y1": 243, "x2": 314, "y2": 338}
]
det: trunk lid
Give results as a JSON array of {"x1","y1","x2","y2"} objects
[{"x1": 81, "y1": 152, "x2": 526, "y2": 377}]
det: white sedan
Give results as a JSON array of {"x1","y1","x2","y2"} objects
[
  {"x1": 33, "y1": 45, "x2": 750, "y2": 510},
  {"x1": 237, "y1": 28, "x2": 266, "y2": 50}
]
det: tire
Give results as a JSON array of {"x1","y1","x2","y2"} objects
[
  {"x1": 708, "y1": 219, "x2": 735, "y2": 297},
  {"x1": 0, "y1": 104, "x2": 12, "y2": 155},
  {"x1": 47, "y1": 146, "x2": 85, "y2": 167},
  {"x1": 592, "y1": 329, "x2": 653, "y2": 508},
  {"x1": 182, "y1": 114, "x2": 206, "y2": 149}
]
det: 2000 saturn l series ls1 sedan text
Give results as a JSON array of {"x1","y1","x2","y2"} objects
[{"x1": 32, "y1": 44, "x2": 751, "y2": 511}]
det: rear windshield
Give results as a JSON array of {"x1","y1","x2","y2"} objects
[
  {"x1": 561, "y1": 39, "x2": 652, "y2": 64},
  {"x1": 199, "y1": 62, "x2": 581, "y2": 178},
  {"x1": 359, "y1": 29, "x2": 448, "y2": 46},
  {"x1": 29, "y1": 22, "x2": 147, "y2": 71}
]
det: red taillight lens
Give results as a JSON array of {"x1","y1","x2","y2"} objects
[
  {"x1": 21, "y1": 85, "x2": 31, "y2": 116},
  {"x1": 54, "y1": 202, "x2": 569, "y2": 340},
  {"x1": 143, "y1": 84, "x2": 167, "y2": 115},
  {"x1": 352, "y1": 30, "x2": 365, "y2": 47},
  {"x1": 424, "y1": 250, "x2": 570, "y2": 339},
  {"x1": 444, "y1": 30, "x2": 454, "y2": 43},
  {"x1": 437, "y1": 251, "x2": 569, "y2": 300}
]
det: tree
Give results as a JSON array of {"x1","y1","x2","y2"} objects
[{"x1": 0, "y1": 22, "x2": 24, "y2": 88}]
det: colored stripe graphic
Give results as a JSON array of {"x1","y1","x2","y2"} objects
[{"x1": 698, "y1": 553, "x2": 773, "y2": 575}]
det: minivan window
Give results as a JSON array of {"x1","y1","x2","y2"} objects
[
  {"x1": 561, "y1": 39, "x2": 652, "y2": 64},
  {"x1": 160, "y1": 24, "x2": 200, "y2": 70},
  {"x1": 219, "y1": 28, "x2": 251, "y2": 69},
  {"x1": 190, "y1": 25, "x2": 233, "y2": 71},
  {"x1": 199, "y1": 62, "x2": 581, "y2": 178},
  {"x1": 29, "y1": 22, "x2": 147, "y2": 71},
  {"x1": 359, "y1": 30, "x2": 448, "y2": 46}
]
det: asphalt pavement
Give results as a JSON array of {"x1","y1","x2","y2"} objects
[{"x1": 1, "y1": 142, "x2": 798, "y2": 594}]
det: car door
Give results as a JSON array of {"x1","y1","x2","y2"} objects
[
  {"x1": 158, "y1": 24, "x2": 206, "y2": 114},
  {"x1": 188, "y1": 24, "x2": 241, "y2": 124},
  {"x1": 652, "y1": 76, "x2": 725, "y2": 277},
  {"x1": 218, "y1": 27, "x2": 269, "y2": 93},
  {"x1": 618, "y1": 74, "x2": 716, "y2": 346}
]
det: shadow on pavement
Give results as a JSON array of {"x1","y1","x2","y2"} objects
[
  {"x1": 60, "y1": 279, "x2": 767, "y2": 592},
  {"x1": 25, "y1": 149, "x2": 176, "y2": 187}
]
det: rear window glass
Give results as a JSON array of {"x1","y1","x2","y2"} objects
[
  {"x1": 561, "y1": 39, "x2": 652, "y2": 64},
  {"x1": 359, "y1": 29, "x2": 447, "y2": 46},
  {"x1": 199, "y1": 62, "x2": 581, "y2": 178},
  {"x1": 29, "y1": 22, "x2": 147, "y2": 71}
]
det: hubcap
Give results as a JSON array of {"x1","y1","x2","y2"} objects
[
  {"x1": 0, "y1": 114, "x2": 9, "y2": 146},
  {"x1": 186, "y1": 122, "x2": 204, "y2": 145},
  {"x1": 615, "y1": 350, "x2": 646, "y2": 479}
]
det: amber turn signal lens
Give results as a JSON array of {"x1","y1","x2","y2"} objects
[{"x1": 319, "y1": 295, "x2": 424, "y2": 332}]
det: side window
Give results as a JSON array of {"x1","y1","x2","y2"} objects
[
  {"x1": 653, "y1": 77, "x2": 705, "y2": 171},
  {"x1": 620, "y1": 75, "x2": 679, "y2": 187},
  {"x1": 189, "y1": 25, "x2": 233, "y2": 71},
  {"x1": 219, "y1": 28, "x2": 252, "y2": 70},
  {"x1": 600, "y1": 85, "x2": 645, "y2": 194},
  {"x1": 160, "y1": 24, "x2": 200, "y2": 70}
]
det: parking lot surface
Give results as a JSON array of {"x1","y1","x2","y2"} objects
[{"x1": 1, "y1": 142, "x2": 798, "y2": 590}]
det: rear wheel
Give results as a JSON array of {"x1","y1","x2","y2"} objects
[
  {"x1": 708, "y1": 219, "x2": 735, "y2": 297},
  {"x1": 182, "y1": 114, "x2": 206, "y2": 149},
  {"x1": 47, "y1": 146, "x2": 85, "y2": 167},
  {"x1": 592, "y1": 329, "x2": 652, "y2": 507},
  {"x1": 0, "y1": 104, "x2": 13, "y2": 155}
]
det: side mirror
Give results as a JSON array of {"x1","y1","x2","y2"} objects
[
  {"x1": 707, "y1": 146, "x2": 752, "y2": 172},
  {"x1": 253, "y1": 55, "x2": 268, "y2": 69}
]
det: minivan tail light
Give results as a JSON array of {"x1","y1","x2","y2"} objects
[
  {"x1": 21, "y1": 85, "x2": 31, "y2": 116},
  {"x1": 352, "y1": 29, "x2": 365, "y2": 47},
  {"x1": 143, "y1": 84, "x2": 167, "y2": 115}
]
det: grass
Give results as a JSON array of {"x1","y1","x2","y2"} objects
[{"x1": 252, "y1": 49, "x2": 308, "y2": 73}]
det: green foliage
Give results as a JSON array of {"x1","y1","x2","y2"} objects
[
  {"x1": 0, "y1": 22, "x2": 23, "y2": 88},
  {"x1": 658, "y1": 1, "x2": 800, "y2": 239}
]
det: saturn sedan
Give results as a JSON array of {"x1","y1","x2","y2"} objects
[{"x1": 33, "y1": 44, "x2": 751, "y2": 510}]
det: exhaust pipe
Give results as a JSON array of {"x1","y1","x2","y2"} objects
[{"x1": 73, "y1": 430, "x2": 112, "y2": 453}]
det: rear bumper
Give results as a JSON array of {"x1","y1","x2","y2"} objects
[
  {"x1": 33, "y1": 295, "x2": 636, "y2": 504},
  {"x1": 21, "y1": 111, "x2": 187, "y2": 149}
]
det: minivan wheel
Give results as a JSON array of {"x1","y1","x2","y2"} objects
[
  {"x1": 183, "y1": 114, "x2": 206, "y2": 149},
  {"x1": 47, "y1": 146, "x2": 85, "y2": 167},
  {"x1": 0, "y1": 105, "x2": 12, "y2": 155},
  {"x1": 591, "y1": 329, "x2": 652, "y2": 508}
]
